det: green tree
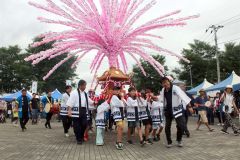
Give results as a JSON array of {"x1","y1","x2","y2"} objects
[
  {"x1": 220, "y1": 42, "x2": 240, "y2": 77},
  {"x1": 0, "y1": 45, "x2": 33, "y2": 93},
  {"x1": 0, "y1": 37, "x2": 77, "y2": 94},
  {"x1": 25, "y1": 37, "x2": 77, "y2": 93},
  {"x1": 173, "y1": 40, "x2": 217, "y2": 88},
  {"x1": 132, "y1": 55, "x2": 168, "y2": 94}
]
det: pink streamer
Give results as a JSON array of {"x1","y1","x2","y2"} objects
[{"x1": 26, "y1": 0, "x2": 198, "y2": 80}]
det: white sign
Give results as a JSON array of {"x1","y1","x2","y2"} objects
[
  {"x1": 66, "y1": 80, "x2": 71, "y2": 86},
  {"x1": 32, "y1": 81, "x2": 38, "y2": 93}
]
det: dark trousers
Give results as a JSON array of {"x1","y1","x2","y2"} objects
[
  {"x1": 216, "y1": 111, "x2": 225, "y2": 123},
  {"x1": 72, "y1": 108, "x2": 87, "y2": 142},
  {"x1": 45, "y1": 112, "x2": 53, "y2": 127},
  {"x1": 207, "y1": 108, "x2": 214, "y2": 124},
  {"x1": 20, "y1": 115, "x2": 29, "y2": 129},
  {"x1": 182, "y1": 110, "x2": 189, "y2": 134},
  {"x1": 165, "y1": 112, "x2": 185, "y2": 144},
  {"x1": 62, "y1": 116, "x2": 72, "y2": 133}
]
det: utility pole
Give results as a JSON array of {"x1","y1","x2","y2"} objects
[
  {"x1": 206, "y1": 25, "x2": 223, "y2": 83},
  {"x1": 189, "y1": 65, "x2": 193, "y2": 88}
]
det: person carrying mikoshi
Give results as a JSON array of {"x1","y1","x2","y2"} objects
[
  {"x1": 67, "y1": 80, "x2": 94, "y2": 145},
  {"x1": 148, "y1": 93, "x2": 164, "y2": 142},
  {"x1": 95, "y1": 99, "x2": 110, "y2": 146},
  {"x1": 110, "y1": 86, "x2": 126, "y2": 150},
  {"x1": 41, "y1": 89, "x2": 54, "y2": 129},
  {"x1": 126, "y1": 87, "x2": 146, "y2": 146},
  {"x1": 220, "y1": 85, "x2": 240, "y2": 136},
  {"x1": 160, "y1": 76, "x2": 191, "y2": 148},
  {"x1": 61, "y1": 85, "x2": 72, "y2": 137},
  {"x1": 138, "y1": 91, "x2": 153, "y2": 145}
]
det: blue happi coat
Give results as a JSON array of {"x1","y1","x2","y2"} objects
[{"x1": 16, "y1": 96, "x2": 31, "y2": 119}]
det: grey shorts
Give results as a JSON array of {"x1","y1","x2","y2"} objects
[{"x1": 128, "y1": 121, "x2": 141, "y2": 128}]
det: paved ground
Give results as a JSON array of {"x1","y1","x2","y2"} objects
[{"x1": 0, "y1": 117, "x2": 240, "y2": 160}]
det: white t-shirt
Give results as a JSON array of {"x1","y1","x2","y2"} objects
[{"x1": 223, "y1": 93, "x2": 234, "y2": 113}]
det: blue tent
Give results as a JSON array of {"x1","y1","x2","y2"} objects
[
  {"x1": 187, "y1": 79, "x2": 213, "y2": 95},
  {"x1": 51, "y1": 89, "x2": 62, "y2": 100},
  {"x1": 1, "y1": 91, "x2": 32, "y2": 101},
  {"x1": 233, "y1": 83, "x2": 240, "y2": 91},
  {"x1": 206, "y1": 71, "x2": 240, "y2": 91},
  {"x1": 0, "y1": 93, "x2": 14, "y2": 101}
]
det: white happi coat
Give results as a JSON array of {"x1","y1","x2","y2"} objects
[
  {"x1": 95, "y1": 101, "x2": 110, "y2": 128},
  {"x1": 110, "y1": 95, "x2": 125, "y2": 122},
  {"x1": 138, "y1": 97, "x2": 149, "y2": 120},
  {"x1": 160, "y1": 85, "x2": 191, "y2": 118},
  {"x1": 60, "y1": 92, "x2": 70, "y2": 116},
  {"x1": 126, "y1": 97, "x2": 141, "y2": 121},
  {"x1": 149, "y1": 100, "x2": 163, "y2": 126},
  {"x1": 66, "y1": 90, "x2": 94, "y2": 119}
]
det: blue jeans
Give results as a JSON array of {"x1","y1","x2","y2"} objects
[{"x1": 31, "y1": 109, "x2": 38, "y2": 120}]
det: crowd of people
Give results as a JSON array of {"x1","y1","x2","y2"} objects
[{"x1": 0, "y1": 76, "x2": 240, "y2": 150}]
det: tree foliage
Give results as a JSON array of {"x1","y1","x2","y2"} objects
[
  {"x1": 174, "y1": 40, "x2": 240, "y2": 89},
  {"x1": 0, "y1": 37, "x2": 77, "y2": 94},
  {"x1": 132, "y1": 55, "x2": 168, "y2": 94}
]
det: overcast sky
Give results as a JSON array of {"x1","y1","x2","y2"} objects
[{"x1": 1, "y1": 0, "x2": 240, "y2": 90}]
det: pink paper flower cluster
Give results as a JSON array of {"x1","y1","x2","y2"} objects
[{"x1": 25, "y1": 0, "x2": 199, "y2": 80}]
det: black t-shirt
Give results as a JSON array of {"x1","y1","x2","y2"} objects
[
  {"x1": 164, "y1": 86, "x2": 173, "y2": 114},
  {"x1": 22, "y1": 96, "x2": 29, "y2": 113},
  {"x1": 31, "y1": 98, "x2": 39, "y2": 109}
]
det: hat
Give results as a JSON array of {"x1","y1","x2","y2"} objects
[
  {"x1": 199, "y1": 89, "x2": 205, "y2": 93},
  {"x1": 225, "y1": 85, "x2": 233, "y2": 89},
  {"x1": 21, "y1": 88, "x2": 26, "y2": 92}
]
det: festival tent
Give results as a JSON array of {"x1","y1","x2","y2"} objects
[
  {"x1": 51, "y1": 89, "x2": 62, "y2": 100},
  {"x1": 0, "y1": 91, "x2": 32, "y2": 101},
  {"x1": 233, "y1": 83, "x2": 240, "y2": 91},
  {"x1": 187, "y1": 79, "x2": 213, "y2": 95},
  {"x1": 205, "y1": 71, "x2": 240, "y2": 91}
]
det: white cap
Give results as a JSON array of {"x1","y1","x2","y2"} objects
[{"x1": 225, "y1": 85, "x2": 233, "y2": 89}]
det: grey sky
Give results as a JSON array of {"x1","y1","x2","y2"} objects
[{"x1": 1, "y1": 0, "x2": 240, "y2": 90}]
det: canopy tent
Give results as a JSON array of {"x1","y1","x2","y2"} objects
[
  {"x1": 0, "y1": 91, "x2": 32, "y2": 101},
  {"x1": 233, "y1": 83, "x2": 240, "y2": 91},
  {"x1": 187, "y1": 79, "x2": 213, "y2": 95},
  {"x1": 205, "y1": 71, "x2": 240, "y2": 91},
  {"x1": 51, "y1": 89, "x2": 62, "y2": 100},
  {"x1": 0, "y1": 93, "x2": 14, "y2": 101}
]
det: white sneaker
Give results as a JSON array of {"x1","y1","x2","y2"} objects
[
  {"x1": 65, "y1": 133, "x2": 69, "y2": 137},
  {"x1": 177, "y1": 141, "x2": 183, "y2": 147}
]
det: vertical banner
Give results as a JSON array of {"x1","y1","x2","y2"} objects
[
  {"x1": 32, "y1": 81, "x2": 38, "y2": 93},
  {"x1": 66, "y1": 80, "x2": 71, "y2": 86}
]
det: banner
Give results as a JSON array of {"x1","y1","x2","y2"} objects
[
  {"x1": 32, "y1": 81, "x2": 38, "y2": 93},
  {"x1": 66, "y1": 80, "x2": 71, "y2": 86}
]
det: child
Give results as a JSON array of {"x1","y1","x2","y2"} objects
[
  {"x1": 110, "y1": 86, "x2": 125, "y2": 150},
  {"x1": 96, "y1": 100, "x2": 110, "y2": 146},
  {"x1": 148, "y1": 94, "x2": 164, "y2": 141},
  {"x1": 126, "y1": 87, "x2": 145, "y2": 146},
  {"x1": 12, "y1": 107, "x2": 19, "y2": 127},
  {"x1": 139, "y1": 92, "x2": 153, "y2": 144}
]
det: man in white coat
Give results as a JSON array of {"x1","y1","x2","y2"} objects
[
  {"x1": 160, "y1": 76, "x2": 191, "y2": 148},
  {"x1": 67, "y1": 80, "x2": 94, "y2": 144}
]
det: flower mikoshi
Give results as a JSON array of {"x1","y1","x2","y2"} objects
[{"x1": 96, "y1": 67, "x2": 131, "y2": 99}]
